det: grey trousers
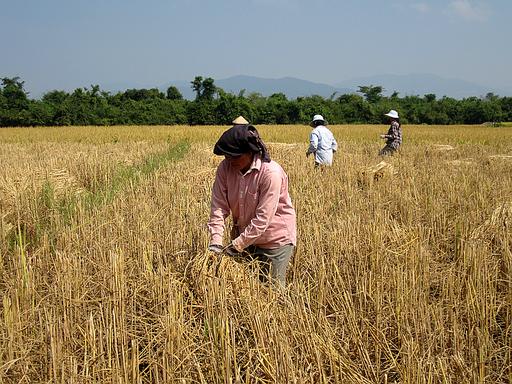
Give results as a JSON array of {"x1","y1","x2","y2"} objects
[
  {"x1": 245, "y1": 244, "x2": 295, "y2": 287},
  {"x1": 379, "y1": 145, "x2": 397, "y2": 156}
]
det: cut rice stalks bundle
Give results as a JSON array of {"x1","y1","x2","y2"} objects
[
  {"x1": 43, "y1": 168, "x2": 86, "y2": 198},
  {"x1": 470, "y1": 201, "x2": 512, "y2": 247},
  {"x1": 185, "y1": 252, "x2": 271, "y2": 304},
  {"x1": 359, "y1": 160, "x2": 397, "y2": 188}
]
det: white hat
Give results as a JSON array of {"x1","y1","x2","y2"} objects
[
  {"x1": 384, "y1": 110, "x2": 399, "y2": 119},
  {"x1": 232, "y1": 116, "x2": 249, "y2": 125},
  {"x1": 310, "y1": 114, "x2": 326, "y2": 126}
]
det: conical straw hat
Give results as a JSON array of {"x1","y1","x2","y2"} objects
[{"x1": 232, "y1": 116, "x2": 249, "y2": 125}]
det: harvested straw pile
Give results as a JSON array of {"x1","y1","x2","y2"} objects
[
  {"x1": 359, "y1": 160, "x2": 397, "y2": 188},
  {"x1": 186, "y1": 251, "x2": 271, "y2": 304},
  {"x1": 470, "y1": 201, "x2": 512, "y2": 245},
  {"x1": 42, "y1": 168, "x2": 86, "y2": 198}
]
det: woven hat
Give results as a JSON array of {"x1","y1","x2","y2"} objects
[{"x1": 232, "y1": 116, "x2": 249, "y2": 125}]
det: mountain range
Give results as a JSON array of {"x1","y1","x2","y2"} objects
[{"x1": 101, "y1": 73, "x2": 511, "y2": 100}]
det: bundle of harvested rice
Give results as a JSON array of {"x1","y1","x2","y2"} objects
[
  {"x1": 44, "y1": 168, "x2": 86, "y2": 198},
  {"x1": 470, "y1": 201, "x2": 512, "y2": 244},
  {"x1": 185, "y1": 251, "x2": 267, "y2": 303},
  {"x1": 359, "y1": 160, "x2": 397, "y2": 188}
]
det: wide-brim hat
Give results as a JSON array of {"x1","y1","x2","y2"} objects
[
  {"x1": 232, "y1": 116, "x2": 249, "y2": 125},
  {"x1": 310, "y1": 114, "x2": 326, "y2": 127},
  {"x1": 384, "y1": 110, "x2": 399, "y2": 119}
]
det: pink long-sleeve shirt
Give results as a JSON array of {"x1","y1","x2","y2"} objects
[{"x1": 207, "y1": 155, "x2": 296, "y2": 250}]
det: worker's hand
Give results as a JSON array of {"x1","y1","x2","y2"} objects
[
  {"x1": 380, "y1": 135, "x2": 386, "y2": 139},
  {"x1": 223, "y1": 244, "x2": 240, "y2": 257},
  {"x1": 208, "y1": 244, "x2": 223, "y2": 254}
]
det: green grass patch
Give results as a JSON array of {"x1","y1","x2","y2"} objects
[{"x1": 29, "y1": 140, "x2": 190, "y2": 249}]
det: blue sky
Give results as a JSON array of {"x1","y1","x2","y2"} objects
[{"x1": 1, "y1": 0, "x2": 510, "y2": 96}]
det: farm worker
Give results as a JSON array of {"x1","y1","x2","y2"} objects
[
  {"x1": 306, "y1": 114, "x2": 338, "y2": 166},
  {"x1": 379, "y1": 110, "x2": 402, "y2": 156},
  {"x1": 207, "y1": 120, "x2": 297, "y2": 287}
]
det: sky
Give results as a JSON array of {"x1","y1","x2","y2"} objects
[{"x1": 1, "y1": 0, "x2": 511, "y2": 97}]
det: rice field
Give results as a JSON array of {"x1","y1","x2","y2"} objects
[{"x1": 0, "y1": 124, "x2": 511, "y2": 383}]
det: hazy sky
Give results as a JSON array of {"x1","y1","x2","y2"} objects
[{"x1": 1, "y1": 0, "x2": 511, "y2": 96}]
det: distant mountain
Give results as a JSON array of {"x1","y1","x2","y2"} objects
[
  {"x1": 99, "y1": 73, "x2": 511, "y2": 101},
  {"x1": 335, "y1": 73, "x2": 512, "y2": 99},
  {"x1": 98, "y1": 81, "x2": 155, "y2": 94},
  {"x1": 214, "y1": 75, "x2": 353, "y2": 99},
  {"x1": 161, "y1": 75, "x2": 353, "y2": 100}
]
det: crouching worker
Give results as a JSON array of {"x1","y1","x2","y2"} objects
[
  {"x1": 207, "y1": 118, "x2": 297, "y2": 287},
  {"x1": 379, "y1": 110, "x2": 402, "y2": 156}
]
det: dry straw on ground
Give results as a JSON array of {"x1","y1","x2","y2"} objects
[
  {"x1": 431, "y1": 144, "x2": 455, "y2": 151},
  {"x1": 0, "y1": 124, "x2": 511, "y2": 383}
]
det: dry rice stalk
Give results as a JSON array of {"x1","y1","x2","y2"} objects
[
  {"x1": 267, "y1": 142, "x2": 299, "y2": 148},
  {"x1": 446, "y1": 159, "x2": 476, "y2": 166},
  {"x1": 1, "y1": 214, "x2": 14, "y2": 240},
  {"x1": 431, "y1": 144, "x2": 455, "y2": 151},
  {"x1": 488, "y1": 154, "x2": 512, "y2": 161},
  {"x1": 0, "y1": 174, "x2": 35, "y2": 209},
  {"x1": 0, "y1": 167, "x2": 84, "y2": 218}
]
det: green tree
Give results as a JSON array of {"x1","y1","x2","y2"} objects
[
  {"x1": 166, "y1": 86, "x2": 183, "y2": 100},
  {"x1": 358, "y1": 85, "x2": 383, "y2": 103},
  {"x1": 122, "y1": 88, "x2": 164, "y2": 101},
  {"x1": 1, "y1": 77, "x2": 29, "y2": 108},
  {"x1": 424, "y1": 94, "x2": 436, "y2": 102},
  {"x1": 191, "y1": 76, "x2": 203, "y2": 100},
  {"x1": 201, "y1": 78, "x2": 216, "y2": 101},
  {"x1": 0, "y1": 77, "x2": 31, "y2": 126}
]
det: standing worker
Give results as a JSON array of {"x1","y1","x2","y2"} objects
[
  {"x1": 207, "y1": 118, "x2": 297, "y2": 287},
  {"x1": 306, "y1": 114, "x2": 338, "y2": 166},
  {"x1": 379, "y1": 110, "x2": 402, "y2": 156}
]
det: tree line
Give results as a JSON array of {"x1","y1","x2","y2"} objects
[{"x1": 1, "y1": 76, "x2": 511, "y2": 127}]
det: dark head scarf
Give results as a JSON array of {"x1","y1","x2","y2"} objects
[{"x1": 214, "y1": 124, "x2": 271, "y2": 162}]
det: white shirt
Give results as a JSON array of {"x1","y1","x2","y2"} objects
[{"x1": 308, "y1": 125, "x2": 338, "y2": 165}]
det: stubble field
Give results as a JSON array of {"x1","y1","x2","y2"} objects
[{"x1": 0, "y1": 124, "x2": 511, "y2": 383}]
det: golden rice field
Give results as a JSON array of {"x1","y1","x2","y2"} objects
[{"x1": 0, "y1": 124, "x2": 511, "y2": 383}]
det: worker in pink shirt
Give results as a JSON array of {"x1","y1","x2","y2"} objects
[{"x1": 207, "y1": 116, "x2": 297, "y2": 287}]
